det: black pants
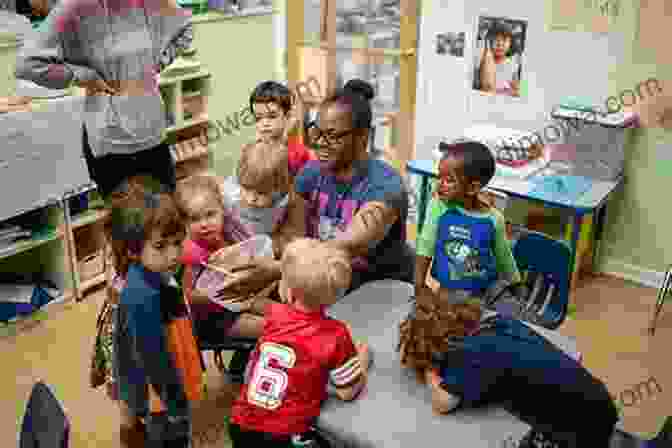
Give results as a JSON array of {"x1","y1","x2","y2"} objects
[
  {"x1": 82, "y1": 126, "x2": 176, "y2": 198},
  {"x1": 229, "y1": 424, "x2": 327, "y2": 448},
  {"x1": 348, "y1": 242, "x2": 415, "y2": 294}
]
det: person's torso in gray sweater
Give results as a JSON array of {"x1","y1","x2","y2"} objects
[{"x1": 15, "y1": 0, "x2": 192, "y2": 157}]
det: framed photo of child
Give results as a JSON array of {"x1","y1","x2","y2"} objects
[{"x1": 472, "y1": 16, "x2": 528, "y2": 98}]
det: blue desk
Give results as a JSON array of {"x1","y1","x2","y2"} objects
[{"x1": 406, "y1": 159, "x2": 623, "y2": 284}]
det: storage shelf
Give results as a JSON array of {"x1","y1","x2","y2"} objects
[
  {"x1": 159, "y1": 70, "x2": 211, "y2": 86},
  {"x1": 166, "y1": 115, "x2": 209, "y2": 133},
  {"x1": 0, "y1": 231, "x2": 60, "y2": 260},
  {"x1": 69, "y1": 209, "x2": 107, "y2": 230},
  {"x1": 79, "y1": 272, "x2": 106, "y2": 295}
]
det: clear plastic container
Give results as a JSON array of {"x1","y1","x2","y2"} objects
[{"x1": 195, "y1": 235, "x2": 274, "y2": 312}]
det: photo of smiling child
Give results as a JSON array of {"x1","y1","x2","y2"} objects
[{"x1": 473, "y1": 16, "x2": 528, "y2": 98}]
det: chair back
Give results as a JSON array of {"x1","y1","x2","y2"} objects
[
  {"x1": 512, "y1": 230, "x2": 572, "y2": 330},
  {"x1": 19, "y1": 381, "x2": 70, "y2": 448}
]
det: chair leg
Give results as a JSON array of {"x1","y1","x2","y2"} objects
[
  {"x1": 650, "y1": 266, "x2": 672, "y2": 335},
  {"x1": 213, "y1": 349, "x2": 227, "y2": 373}
]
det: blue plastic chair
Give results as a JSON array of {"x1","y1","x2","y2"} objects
[
  {"x1": 511, "y1": 230, "x2": 572, "y2": 330},
  {"x1": 19, "y1": 381, "x2": 70, "y2": 448}
]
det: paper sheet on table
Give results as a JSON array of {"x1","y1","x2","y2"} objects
[
  {"x1": 528, "y1": 175, "x2": 592, "y2": 205},
  {"x1": 638, "y1": 0, "x2": 672, "y2": 65},
  {"x1": 487, "y1": 177, "x2": 533, "y2": 196}
]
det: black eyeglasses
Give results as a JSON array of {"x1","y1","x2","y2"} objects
[{"x1": 306, "y1": 122, "x2": 356, "y2": 147}]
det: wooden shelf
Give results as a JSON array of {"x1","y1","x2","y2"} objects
[
  {"x1": 69, "y1": 209, "x2": 107, "y2": 231},
  {"x1": 79, "y1": 272, "x2": 106, "y2": 295},
  {"x1": 166, "y1": 115, "x2": 209, "y2": 134},
  {"x1": 0, "y1": 231, "x2": 60, "y2": 260},
  {"x1": 158, "y1": 70, "x2": 211, "y2": 87}
]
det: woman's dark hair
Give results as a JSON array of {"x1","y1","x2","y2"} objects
[
  {"x1": 438, "y1": 140, "x2": 496, "y2": 189},
  {"x1": 249, "y1": 81, "x2": 293, "y2": 115},
  {"x1": 322, "y1": 78, "x2": 375, "y2": 130}
]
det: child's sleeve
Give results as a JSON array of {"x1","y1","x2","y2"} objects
[
  {"x1": 328, "y1": 328, "x2": 363, "y2": 388},
  {"x1": 438, "y1": 350, "x2": 503, "y2": 408},
  {"x1": 126, "y1": 290, "x2": 189, "y2": 414},
  {"x1": 294, "y1": 161, "x2": 320, "y2": 200},
  {"x1": 415, "y1": 198, "x2": 446, "y2": 258},
  {"x1": 491, "y1": 209, "x2": 521, "y2": 283}
]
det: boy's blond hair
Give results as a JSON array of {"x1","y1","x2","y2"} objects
[
  {"x1": 281, "y1": 238, "x2": 351, "y2": 307},
  {"x1": 238, "y1": 141, "x2": 290, "y2": 194},
  {"x1": 174, "y1": 174, "x2": 225, "y2": 215}
]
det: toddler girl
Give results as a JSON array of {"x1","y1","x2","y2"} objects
[
  {"x1": 398, "y1": 291, "x2": 619, "y2": 448},
  {"x1": 175, "y1": 174, "x2": 276, "y2": 344},
  {"x1": 229, "y1": 238, "x2": 369, "y2": 447},
  {"x1": 106, "y1": 175, "x2": 200, "y2": 448}
]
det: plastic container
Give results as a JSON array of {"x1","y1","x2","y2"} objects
[{"x1": 195, "y1": 235, "x2": 273, "y2": 312}]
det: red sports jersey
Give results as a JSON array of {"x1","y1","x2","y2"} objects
[
  {"x1": 231, "y1": 302, "x2": 361, "y2": 435},
  {"x1": 287, "y1": 136, "x2": 316, "y2": 177}
]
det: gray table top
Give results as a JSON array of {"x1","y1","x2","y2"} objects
[{"x1": 317, "y1": 280, "x2": 543, "y2": 448}]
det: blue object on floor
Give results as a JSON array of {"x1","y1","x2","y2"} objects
[{"x1": 0, "y1": 285, "x2": 55, "y2": 322}]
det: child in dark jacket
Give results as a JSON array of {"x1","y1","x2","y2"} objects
[
  {"x1": 399, "y1": 290, "x2": 619, "y2": 448},
  {"x1": 107, "y1": 175, "x2": 201, "y2": 447}
]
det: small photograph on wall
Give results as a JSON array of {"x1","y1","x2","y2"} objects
[
  {"x1": 436, "y1": 32, "x2": 465, "y2": 57},
  {"x1": 472, "y1": 16, "x2": 528, "y2": 98}
]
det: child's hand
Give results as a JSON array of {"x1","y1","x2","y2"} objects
[
  {"x1": 425, "y1": 368, "x2": 460, "y2": 415},
  {"x1": 190, "y1": 287, "x2": 211, "y2": 305},
  {"x1": 356, "y1": 342, "x2": 370, "y2": 374}
]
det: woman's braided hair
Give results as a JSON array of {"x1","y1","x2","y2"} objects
[{"x1": 398, "y1": 289, "x2": 482, "y2": 383}]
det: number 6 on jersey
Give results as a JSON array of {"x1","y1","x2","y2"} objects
[{"x1": 247, "y1": 342, "x2": 296, "y2": 410}]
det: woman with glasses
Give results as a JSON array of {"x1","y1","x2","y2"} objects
[{"x1": 294, "y1": 79, "x2": 414, "y2": 293}]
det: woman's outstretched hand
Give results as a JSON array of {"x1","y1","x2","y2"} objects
[
  {"x1": 76, "y1": 79, "x2": 118, "y2": 96},
  {"x1": 213, "y1": 256, "x2": 281, "y2": 300}
]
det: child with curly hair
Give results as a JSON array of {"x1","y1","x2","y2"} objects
[{"x1": 398, "y1": 290, "x2": 619, "y2": 448}]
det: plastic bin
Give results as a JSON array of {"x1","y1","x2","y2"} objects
[{"x1": 195, "y1": 235, "x2": 273, "y2": 312}]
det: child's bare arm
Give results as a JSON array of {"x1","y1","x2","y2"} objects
[{"x1": 415, "y1": 255, "x2": 432, "y2": 293}]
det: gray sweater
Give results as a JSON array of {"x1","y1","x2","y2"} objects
[{"x1": 15, "y1": 0, "x2": 192, "y2": 158}]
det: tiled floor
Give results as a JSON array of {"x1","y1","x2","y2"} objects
[{"x1": 1, "y1": 275, "x2": 669, "y2": 447}]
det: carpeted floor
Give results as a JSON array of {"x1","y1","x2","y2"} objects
[{"x1": 1, "y1": 274, "x2": 670, "y2": 446}]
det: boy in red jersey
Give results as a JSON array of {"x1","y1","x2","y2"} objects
[{"x1": 229, "y1": 238, "x2": 369, "y2": 447}]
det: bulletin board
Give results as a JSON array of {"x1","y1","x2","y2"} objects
[
  {"x1": 413, "y1": 0, "x2": 636, "y2": 161},
  {"x1": 0, "y1": 95, "x2": 90, "y2": 222}
]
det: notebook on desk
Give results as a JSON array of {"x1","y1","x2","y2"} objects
[{"x1": 528, "y1": 175, "x2": 593, "y2": 206}]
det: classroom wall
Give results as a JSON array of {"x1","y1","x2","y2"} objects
[
  {"x1": 601, "y1": 60, "x2": 672, "y2": 282},
  {"x1": 191, "y1": 10, "x2": 277, "y2": 177},
  {"x1": 413, "y1": 0, "x2": 671, "y2": 285}
]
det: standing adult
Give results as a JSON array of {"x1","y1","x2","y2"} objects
[
  {"x1": 15, "y1": 0, "x2": 193, "y2": 198},
  {"x1": 294, "y1": 79, "x2": 414, "y2": 292}
]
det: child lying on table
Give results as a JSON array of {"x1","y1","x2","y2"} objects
[
  {"x1": 398, "y1": 289, "x2": 619, "y2": 448},
  {"x1": 229, "y1": 238, "x2": 370, "y2": 448}
]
